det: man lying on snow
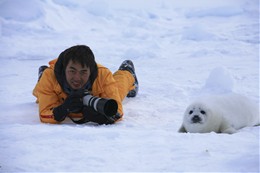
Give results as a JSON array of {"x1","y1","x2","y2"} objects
[{"x1": 33, "y1": 45, "x2": 138, "y2": 125}]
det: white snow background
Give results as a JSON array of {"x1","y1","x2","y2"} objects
[{"x1": 0, "y1": 0, "x2": 259, "y2": 172}]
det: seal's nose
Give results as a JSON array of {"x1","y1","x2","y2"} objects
[{"x1": 192, "y1": 115, "x2": 201, "y2": 123}]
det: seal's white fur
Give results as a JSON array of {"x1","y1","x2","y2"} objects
[{"x1": 179, "y1": 93, "x2": 259, "y2": 134}]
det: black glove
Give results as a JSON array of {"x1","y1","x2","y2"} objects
[
  {"x1": 53, "y1": 90, "x2": 84, "y2": 122},
  {"x1": 83, "y1": 106, "x2": 121, "y2": 125}
]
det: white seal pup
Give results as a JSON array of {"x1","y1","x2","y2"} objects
[{"x1": 178, "y1": 93, "x2": 259, "y2": 134}]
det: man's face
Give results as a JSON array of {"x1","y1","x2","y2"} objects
[{"x1": 65, "y1": 60, "x2": 90, "y2": 90}]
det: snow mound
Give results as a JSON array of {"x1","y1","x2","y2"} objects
[
  {"x1": 181, "y1": 25, "x2": 216, "y2": 41},
  {"x1": 0, "y1": 0, "x2": 43, "y2": 22},
  {"x1": 203, "y1": 67, "x2": 234, "y2": 94},
  {"x1": 186, "y1": 6, "x2": 244, "y2": 18},
  {"x1": 86, "y1": 0, "x2": 110, "y2": 17}
]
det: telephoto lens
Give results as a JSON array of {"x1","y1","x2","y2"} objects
[{"x1": 83, "y1": 92, "x2": 118, "y2": 117}]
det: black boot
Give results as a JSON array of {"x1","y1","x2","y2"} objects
[
  {"x1": 38, "y1": 65, "x2": 48, "y2": 81},
  {"x1": 119, "y1": 60, "x2": 139, "y2": 97}
]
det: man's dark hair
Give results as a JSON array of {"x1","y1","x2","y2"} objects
[
  {"x1": 62, "y1": 45, "x2": 96, "y2": 69},
  {"x1": 55, "y1": 45, "x2": 98, "y2": 90}
]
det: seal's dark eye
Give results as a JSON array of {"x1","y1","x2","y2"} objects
[
  {"x1": 200, "y1": 110, "x2": 206, "y2": 114},
  {"x1": 189, "y1": 110, "x2": 193, "y2": 114}
]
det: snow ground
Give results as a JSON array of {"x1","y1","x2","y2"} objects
[{"x1": 0, "y1": 0, "x2": 259, "y2": 172}]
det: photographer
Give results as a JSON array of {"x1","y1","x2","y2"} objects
[{"x1": 33, "y1": 45, "x2": 138, "y2": 124}]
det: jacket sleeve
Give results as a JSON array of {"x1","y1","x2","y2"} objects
[
  {"x1": 33, "y1": 68, "x2": 63, "y2": 123},
  {"x1": 92, "y1": 66, "x2": 123, "y2": 116}
]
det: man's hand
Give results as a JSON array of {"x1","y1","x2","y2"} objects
[
  {"x1": 53, "y1": 90, "x2": 84, "y2": 122},
  {"x1": 63, "y1": 90, "x2": 84, "y2": 113}
]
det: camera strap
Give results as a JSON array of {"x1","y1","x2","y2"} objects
[{"x1": 68, "y1": 115, "x2": 90, "y2": 124}]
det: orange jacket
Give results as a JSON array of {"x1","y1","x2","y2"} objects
[{"x1": 33, "y1": 59, "x2": 123, "y2": 124}]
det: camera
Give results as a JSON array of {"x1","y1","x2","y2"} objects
[{"x1": 83, "y1": 91, "x2": 118, "y2": 117}]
